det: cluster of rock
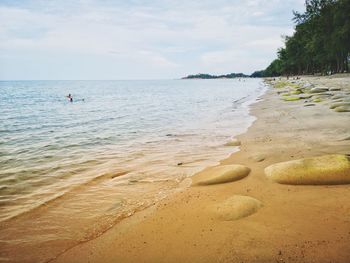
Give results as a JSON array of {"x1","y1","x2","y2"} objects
[
  {"x1": 191, "y1": 163, "x2": 263, "y2": 221},
  {"x1": 269, "y1": 79, "x2": 350, "y2": 112},
  {"x1": 191, "y1": 150, "x2": 350, "y2": 221},
  {"x1": 189, "y1": 79, "x2": 350, "y2": 222}
]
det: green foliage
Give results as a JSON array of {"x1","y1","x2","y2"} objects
[
  {"x1": 265, "y1": 59, "x2": 283, "y2": 76},
  {"x1": 250, "y1": 70, "x2": 266, "y2": 78},
  {"x1": 183, "y1": 73, "x2": 248, "y2": 79},
  {"x1": 264, "y1": 0, "x2": 350, "y2": 76}
]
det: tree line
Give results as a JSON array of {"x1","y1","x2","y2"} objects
[
  {"x1": 182, "y1": 73, "x2": 248, "y2": 79},
  {"x1": 258, "y1": 0, "x2": 350, "y2": 77}
]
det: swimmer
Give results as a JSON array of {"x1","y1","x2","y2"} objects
[{"x1": 66, "y1": 94, "x2": 73, "y2": 102}]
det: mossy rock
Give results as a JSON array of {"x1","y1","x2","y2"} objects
[
  {"x1": 283, "y1": 96, "x2": 301, "y2": 101},
  {"x1": 334, "y1": 106, "x2": 350, "y2": 112},
  {"x1": 299, "y1": 94, "x2": 313, "y2": 99},
  {"x1": 274, "y1": 82, "x2": 289, "y2": 89},
  {"x1": 211, "y1": 195, "x2": 263, "y2": 221},
  {"x1": 264, "y1": 154, "x2": 350, "y2": 185},
  {"x1": 332, "y1": 94, "x2": 346, "y2": 100},
  {"x1": 331, "y1": 99, "x2": 345, "y2": 103},
  {"x1": 192, "y1": 165, "x2": 250, "y2": 186},
  {"x1": 289, "y1": 83, "x2": 300, "y2": 89},
  {"x1": 312, "y1": 98, "x2": 322, "y2": 103},
  {"x1": 316, "y1": 93, "x2": 332, "y2": 97},
  {"x1": 310, "y1": 87, "x2": 328, "y2": 93},
  {"x1": 330, "y1": 102, "x2": 350, "y2": 109},
  {"x1": 290, "y1": 90, "x2": 302, "y2": 95}
]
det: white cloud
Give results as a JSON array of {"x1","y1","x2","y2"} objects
[{"x1": 0, "y1": 0, "x2": 305, "y2": 79}]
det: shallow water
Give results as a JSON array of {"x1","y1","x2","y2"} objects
[{"x1": 0, "y1": 79, "x2": 265, "y2": 262}]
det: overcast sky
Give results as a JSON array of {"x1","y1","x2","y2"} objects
[{"x1": 0, "y1": 0, "x2": 305, "y2": 80}]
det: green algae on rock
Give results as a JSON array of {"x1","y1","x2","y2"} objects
[
  {"x1": 288, "y1": 83, "x2": 300, "y2": 89},
  {"x1": 211, "y1": 195, "x2": 263, "y2": 221},
  {"x1": 192, "y1": 165, "x2": 250, "y2": 186},
  {"x1": 290, "y1": 89, "x2": 302, "y2": 95},
  {"x1": 283, "y1": 96, "x2": 301, "y2": 101},
  {"x1": 264, "y1": 154, "x2": 350, "y2": 185},
  {"x1": 334, "y1": 106, "x2": 350, "y2": 112},
  {"x1": 273, "y1": 82, "x2": 289, "y2": 89}
]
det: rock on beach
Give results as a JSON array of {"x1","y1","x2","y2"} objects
[
  {"x1": 211, "y1": 195, "x2": 263, "y2": 221},
  {"x1": 192, "y1": 165, "x2": 250, "y2": 186},
  {"x1": 265, "y1": 154, "x2": 350, "y2": 185}
]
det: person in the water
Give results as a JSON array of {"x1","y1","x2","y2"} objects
[{"x1": 66, "y1": 94, "x2": 73, "y2": 102}]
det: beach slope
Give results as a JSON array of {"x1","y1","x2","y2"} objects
[{"x1": 52, "y1": 75, "x2": 350, "y2": 263}]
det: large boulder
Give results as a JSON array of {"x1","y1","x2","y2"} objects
[
  {"x1": 211, "y1": 195, "x2": 263, "y2": 221},
  {"x1": 265, "y1": 154, "x2": 350, "y2": 185},
  {"x1": 192, "y1": 165, "x2": 250, "y2": 186}
]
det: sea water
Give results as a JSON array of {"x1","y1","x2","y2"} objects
[{"x1": 0, "y1": 78, "x2": 265, "y2": 261}]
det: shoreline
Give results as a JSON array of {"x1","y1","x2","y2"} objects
[
  {"x1": 1, "y1": 75, "x2": 349, "y2": 263},
  {"x1": 51, "y1": 74, "x2": 350, "y2": 263}
]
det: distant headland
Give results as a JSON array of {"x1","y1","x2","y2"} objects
[{"x1": 182, "y1": 71, "x2": 264, "y2": 79}]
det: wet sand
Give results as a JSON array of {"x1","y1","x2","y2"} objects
[{"x1": 37, "y1": 75, "x2": 350, "y2": 262}]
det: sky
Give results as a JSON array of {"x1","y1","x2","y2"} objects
[{"x1": 0, "y1": 0, "x2": 305, "y2": 80}]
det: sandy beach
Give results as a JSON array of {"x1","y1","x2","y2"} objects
[
  {"x1": 1, "y1": 1, "x2": 350, "y2": 262},
  {"x1": 46, "y1": 75, "x2": 350, "y2": 263}
]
